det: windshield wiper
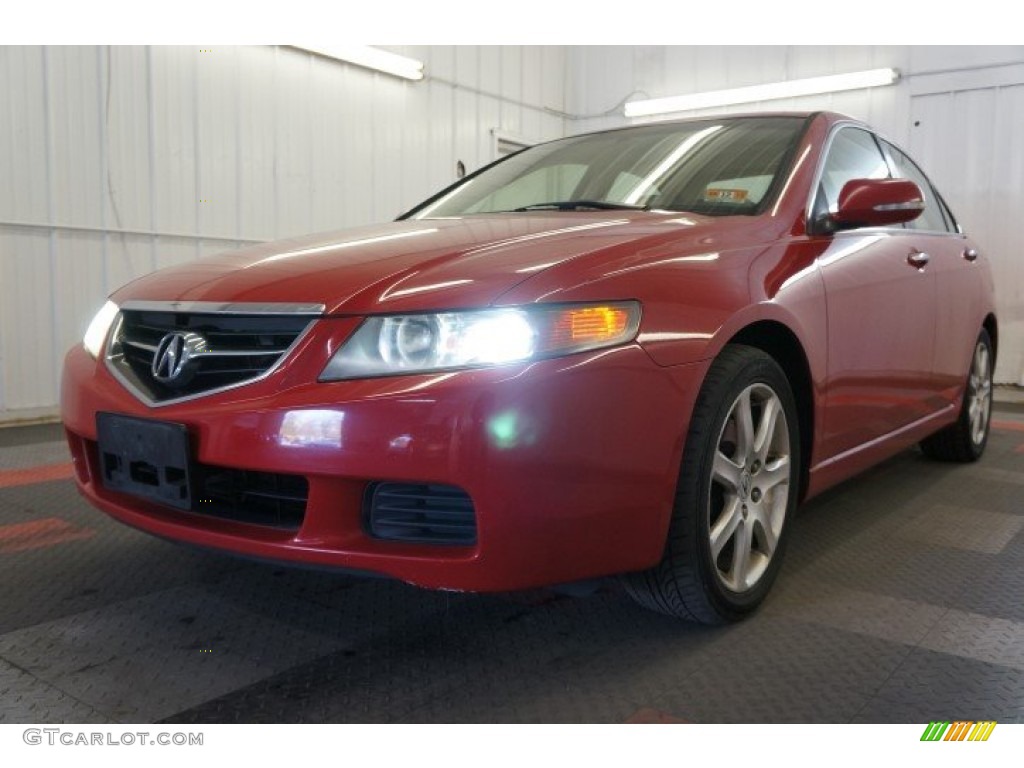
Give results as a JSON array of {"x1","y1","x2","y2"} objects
[{"x1": 510, "y1": 200, "x2": 647, "y2": 212}]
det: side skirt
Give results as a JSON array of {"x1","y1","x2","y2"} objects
[{"x1": 804, "y1": 404, "x2": 957, "y2": 500}]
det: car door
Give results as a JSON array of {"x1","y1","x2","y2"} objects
[
  {"x1": 879, "y1": 140, "x2": 980, "y2": 408},
  {"x1": 812, "y1": 126, "x2": 938, "y2": 460}
]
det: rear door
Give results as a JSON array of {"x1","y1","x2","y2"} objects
[{"x1": 813, "y1": 126, "x2": 938, "y2": 460}]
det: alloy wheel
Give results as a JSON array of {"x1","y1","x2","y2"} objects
[
  {"x1": 709, "y1": 384, "x2": 791, "y2": 592},
  {"x1": 968, "y1": 340, "x2": 992, "y2": 445}
]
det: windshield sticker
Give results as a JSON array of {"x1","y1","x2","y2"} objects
[{"x1": 704, "y1": 188, "x2": 749, "y2": 203}]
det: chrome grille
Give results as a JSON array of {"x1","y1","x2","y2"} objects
[{"x1": 106, "y1": 303, "x2": 320, "y2": 405}]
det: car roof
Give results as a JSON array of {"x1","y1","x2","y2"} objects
[{"x1": 564, "y1": 111, "x2": 857, "y2": 141}]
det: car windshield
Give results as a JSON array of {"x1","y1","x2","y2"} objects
[{"x1": 407, "y1": 116, "x2": 807, "y2": 219}]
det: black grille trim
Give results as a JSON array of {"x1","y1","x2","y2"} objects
[
  {"x1": 194, "y1": 465, "x2": 308, "y2": 531},
  {"x1": 106, "y1": 309, "x2": 317, "y2": 405},
  {"x1": 88, "y1": 432, "x2": 309, "y2": 531},
  {"x1": 365, "y1": 482, "x2": 477, "y2": 545}
]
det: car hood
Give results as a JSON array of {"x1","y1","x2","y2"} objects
[{"x1": 112, "y1": 213, "x2": 756, "y2": 314}]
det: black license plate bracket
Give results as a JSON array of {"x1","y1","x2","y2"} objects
[{"x1": 96, "y1": 412, "x2": 193, "y2": 510}]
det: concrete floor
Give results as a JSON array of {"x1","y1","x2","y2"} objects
[{"x1": 1, "y1": 408, "x2": 1023, "y2": 724}]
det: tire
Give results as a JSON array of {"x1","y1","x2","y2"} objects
[
  {"x1": 920, "y1": 329, "x2": 994, "y2": 463},
  {"x1": 624, "y1": 345, "x2": 801, "y2": 624}
]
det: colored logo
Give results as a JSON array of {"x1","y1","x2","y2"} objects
[{"x1": 920, "y1": 721, "x2": 997, "y2": 742}]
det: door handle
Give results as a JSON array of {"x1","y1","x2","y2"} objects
[
  {"x1": 963, "y1": 247, "x2": 979, "y2": 262},
  {"x1": 907, "y1": 251, "x2": 930, "y2": 268}
]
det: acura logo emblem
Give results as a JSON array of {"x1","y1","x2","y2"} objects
[{"x1": 152, "y1": 332, "x2": 206, "y2": 385}]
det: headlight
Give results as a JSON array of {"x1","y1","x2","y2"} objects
[
  {"x1": 320, "y1": 302, "x2": 641, "y2": 380},
  {"x1": 83, "y1": 300, "x2": 120, "y2": 359}
]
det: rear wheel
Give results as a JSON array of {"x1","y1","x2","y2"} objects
[
  {"x1": 920, "y1": 329, "x2": 993, "y2": 462},
  {"x1": 624, "y1": 345, "x2": 800, "y2": 623}
]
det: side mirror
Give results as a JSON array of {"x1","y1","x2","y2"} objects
[{"x1": 831, "y1": 178, "x2": 925, "y2": 230}]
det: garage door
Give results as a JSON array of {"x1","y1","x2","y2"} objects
[{"x1": 909, "y1": 84, "x2": 1024, "y2": 385}]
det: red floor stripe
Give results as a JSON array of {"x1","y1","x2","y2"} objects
[
  {"x1": 0, "y1": 462, "x2": 74, "y2": 489},
  {"x1": 992, "y1": 420, "x2": 1024, "y2": 433},
  {"x1": 625, "y1": 708, "x2": 690, "y2": 724},
  {"x1": 0, "y1": 517, "x2": 95, "y2": 554}
]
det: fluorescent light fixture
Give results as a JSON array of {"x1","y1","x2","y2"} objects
[
  {"x1": 293, "y1": 45, "x2": 424, "y2": 81},
  {"x1": 625, "y1": 68, "x2": 900, "y2": 118}
]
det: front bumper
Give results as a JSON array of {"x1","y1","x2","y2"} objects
[{"x1": 61, "y1": 320, "x2": 706, "y2": 592}]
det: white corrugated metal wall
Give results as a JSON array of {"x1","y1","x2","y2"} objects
[
  {"x1": 3, "y1": 46, "x2": 1021, "y2": 423},
  {"x1": 568, "y1": 46, "x2": 1024, "y2": 384},
  {"x1": 0, "y1": 45, "x2": 568, "y2": 422}
]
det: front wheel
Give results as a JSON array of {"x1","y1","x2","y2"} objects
[
  {"x1": 920, "y1": 329, "x2": 994, "y2": 462},
  {"x1": 624, "y1": 345, "x2": 800, "y2": 624}
]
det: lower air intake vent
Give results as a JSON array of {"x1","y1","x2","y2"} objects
[
  {"x1": 196, "y1": 467, "x2": 308, "y2": 531},
  {"x1": 365, "y1": 482, "x2": 477, "y2": 545}
]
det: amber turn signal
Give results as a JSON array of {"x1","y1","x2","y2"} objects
[
  {"x1": 549, "y1": 306, "x2": 633, "y2": 349},
  {"x1": 535, "y1": 302, "x2": 641, "y2": 357}
]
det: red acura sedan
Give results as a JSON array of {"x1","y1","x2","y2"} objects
[{"x1": 62, "y1": 111, "x2": 996, "y2": 623}]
